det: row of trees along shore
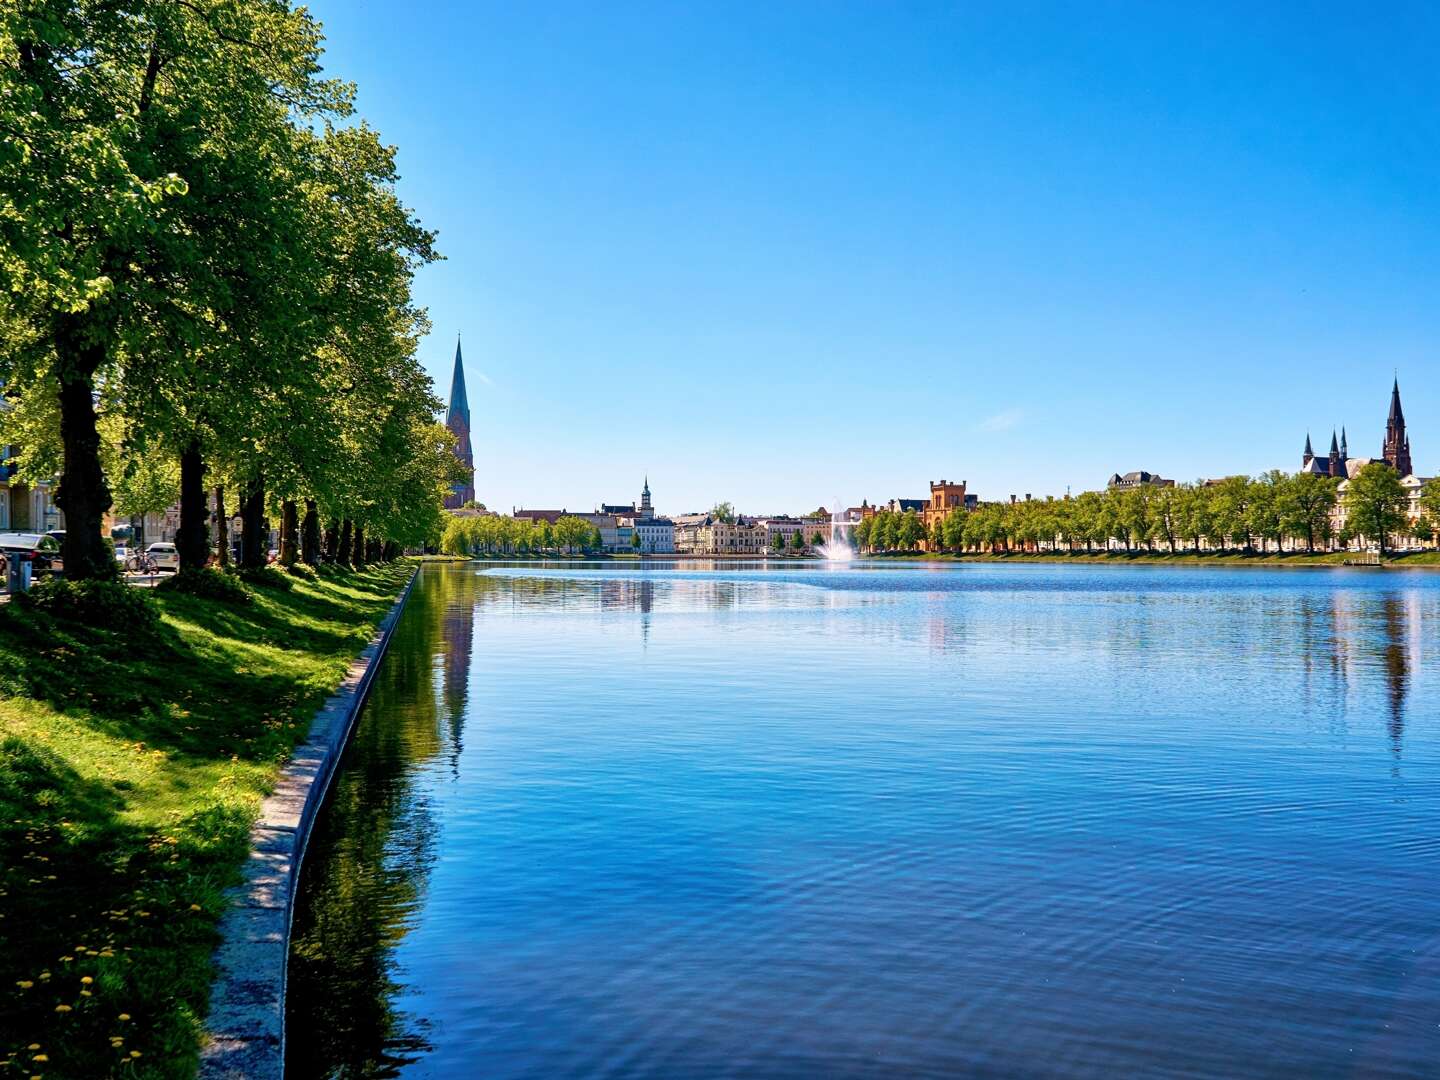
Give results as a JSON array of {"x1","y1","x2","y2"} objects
[
  {"x1": 1, "y1": 3, "x2": 463, "y2": 582},
  {"x1": 857, "y1": 467, "x2": 1440, "y2": 557},
  {"x1": 441, "y1": 515, "x2": 607, "y2": 557}
]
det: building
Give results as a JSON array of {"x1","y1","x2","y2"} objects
[
  {"x1": 1300, "y1": 430, "x2": 1353, "y2": 479},
  {"x1": 633, "y1": 516, "x2": 674, "y2": 553},
  {"x1": 1301, "y1": 378, "x2": 1416, "y2": 483},
  {"x1": 1383, "y1": 378, "x2": 1414, "y2": 477},
  {"x1": 671, "y1": 513, "x2": 765, "y2": 554},
  {"x1": 1326, "y1": 379, "x2": 1428, "y2": 549},
  {"x1": 923, "y1": 479, "x2": 969, "y2": 534},
  {"x1": 0, "y1": 442, "x2": 62, "y2": 534},
  {"x1": 602, "y1": 477, "x2": 656, "y2": 521},
  {"x1": 1107, "y1": 470, "x2": 1174, "y2": 491},
  {"x1": 443, "y1": 337, "x2": 476, "y2": 510},
  {"x1": 756, "y1": 516, "x2": 814, "y2": 551}
]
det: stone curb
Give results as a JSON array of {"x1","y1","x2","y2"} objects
[{"x1": 199, "y1": 566, "x2": 420, "y2": 1080}]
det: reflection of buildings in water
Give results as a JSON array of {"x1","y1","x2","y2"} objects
[
  {"x1": 440, "y1": 596, "x2": 474, "y2": 767},
  {"x1": 1379, "y1": 596, "x2": 1410, "y2": 761},
  {"x1": 1329, "y1": 591, "x2": 1415, "y2": 767}
]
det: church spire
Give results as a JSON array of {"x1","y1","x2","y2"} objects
[
  {"x1": 443, "y1": 335, "x2": 476, "y2": 509},
  {"x1": 1384, "y1": 377, "x2": 1412, "y2": 476},
  {"x1": 1303, "y1": 432, "x2": 1314, "y2": 463},
  {"x1": 447, "y1": 336, "x2": 470, "y2": 429}
]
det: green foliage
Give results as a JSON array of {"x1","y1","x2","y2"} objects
[
  {"x1": 710, "y1": 501, "x2": 735, "y2": 524},
  {"x1": 790, "y1": 529, "x2": 806, "y2": 551},
  {"x1": 18, "y1": 577, "x2": 160, "y2": 634},
  {"x1": 0, "y1": 1, "x2": 446, "y2": 580},
  {"x1": 156, "y1": 568, "x2": 251, "y2": 604},
  {"x1": 852, "y1": 472, "x2": 1391, "y2": 557},
  {"x1": 1342, "y1": 463, "x2": 1409, "y2": 555}
]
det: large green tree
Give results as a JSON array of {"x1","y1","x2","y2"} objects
[{"x1": 1343, "y1": 463, "x2": 1409, "y2": 556}]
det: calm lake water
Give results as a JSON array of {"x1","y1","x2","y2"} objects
[{"x1": 287, "y1": 561, "x2": 1440, "y2": 1079}]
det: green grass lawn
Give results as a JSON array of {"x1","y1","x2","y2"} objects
[{"x1": 0, "y1": 563, "x2": 412, "y2": 1079}]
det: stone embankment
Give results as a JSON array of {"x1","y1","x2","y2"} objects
[{"x1": 200, "y1": 568, "x2": 419, "y2": 1079}]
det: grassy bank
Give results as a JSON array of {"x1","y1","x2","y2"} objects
[
  {"x1": 0, "y1": 563, "x2": 413, "y2": 1079},
  {"x1": 869, "y1": 550, "x2": 1440, "y2": 567}
]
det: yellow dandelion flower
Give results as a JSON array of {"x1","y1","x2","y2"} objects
[
  {"x1": 189, "y1": 904, "x2": 202, "y2": 912},
  {"x1": 39, "y1": 972, "x2": 51, "y2": 980},
  {"x1": 80, "y1": 990, "x2": 92, "y2": 998},
  {"x1": 118, "y1": 1013, "x2": 131, "y2": 1021},
  {"x1": 26, "y1": 1043, "x2": 40, "y2": 1051},
  {"x1": 129, "y1": 1050, "x2": 141, "y2": 1058},
  {"x1": 16, "y1": 980, "x2": 33, "y2": 989},
  {"x1": 54, "y1": 1004, "x2": 71, "y2": 1013},
  {"x1": 32, "y1": 1054, "x2": 48, "y2": 1062},
  {"x1": 80, "y1": 976, "x2": 93, "y2": 985}
]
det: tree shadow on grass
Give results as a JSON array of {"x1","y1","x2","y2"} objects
[
  {"x1": 0, "y1": 566, "x2": 408, "y2": 765},
  {"x1": 0, "y1": 736, "x2": 254, "y2": 1078}
]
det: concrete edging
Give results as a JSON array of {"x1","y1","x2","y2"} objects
[{"x1": 199, "y1": 566, "x2": 420, "y2": 1080}]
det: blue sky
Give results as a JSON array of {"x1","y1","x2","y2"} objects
[{"x1": 311, "y1": 1, "x2": 1440, "y2": 515}]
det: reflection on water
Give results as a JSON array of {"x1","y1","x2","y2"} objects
[{"x1": 288, "y1": 562, "x2": 1440, "y2": 1078}]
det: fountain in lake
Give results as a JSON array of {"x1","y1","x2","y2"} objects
[{"x1": 815, "y1": 503, "x2": 855, "y2": 563}]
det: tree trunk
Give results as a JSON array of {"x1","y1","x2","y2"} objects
[
  {"x1": 337, "y1": 519, "x2": 353, "y2": 567},
  {"x1": 301, "y1": 500, "x2": 321, "y2": 566},
  {"x1": 240, "y1": 475, "x2": 266, "y2": 569},
  {"x1": 366, "y1": 537, "x2": 381, "y2": 563},
  {"x1": 175, "y1": 440, "x2": 209, "y2": 571},
  {"x1": 214, "y1": 486, "x2": 229, "y2": 567},
  {"x1": 323, "y1": 518, "x2": 339, "y2": 564},
  {"x1": 278, "y1": 499, "x2": 299, "y2": 568},
  {"x1": 351, "y1": 523, "x2": 366, "y2": 568},
  {"x1": 53, "y1": 332, "x2": 116, "y2": 581}
]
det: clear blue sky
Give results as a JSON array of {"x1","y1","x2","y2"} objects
[{"x1": 310, "y1": 1, "x2": 1439, "y2": 515}]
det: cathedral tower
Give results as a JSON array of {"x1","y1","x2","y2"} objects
[
  {"x1": 1383, "y1": 378, "x2": 1413, "y2": 477},
  {"x1": 444, "y1": 338, "x2": 476, "y2": 509}
]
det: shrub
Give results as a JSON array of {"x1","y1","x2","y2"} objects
[
  {"x1": 286, "y1": 562, "x2": 318, "y2": 580},
  {"x1": 238, "y1": 566, "x2": 294, "y2": 592},
  {"x1": 19, "y1": 577, "x2": 160, "y2": 632},
  {"x1": 156, "y1": 567, "x2": 252, "y2": 604}
]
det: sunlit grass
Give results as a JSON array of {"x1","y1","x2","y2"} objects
[{"x1": 0, "y1": 563, "x2": 411, "y2": 1079}]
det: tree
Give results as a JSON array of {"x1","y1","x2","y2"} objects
[
  {"x1": 852, "y1": 516, "x2": 872, "y2": 551},
  {"x1": 1343, "y1": 463, "x2": 1409, "y2": 556},
  {"x1": 771, "y1": 531, "x2": 785, "y2": 551},
  {"x1": 710, "y1": 501, "x2": 735, "y2": 524},
  {"x1": 811, "y1": 531, "x2": 826, "y2": 548},
  {"x1": 632, "y1": 530, "x2": 643, "y2": 551},
  {"x1": 1280, "y1": 472, "x2": 1339, "y2": 553},
  {"x1": 1417, "y1": 478, "x2": 1440, "y2": 545},
  {"x1": 895, "y1": 509, "x2": 923, "y2": 551},
  {"x1": 790, "y1": 529, "x2": 806, "y2": 551}
]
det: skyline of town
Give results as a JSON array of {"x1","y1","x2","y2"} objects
[{"x1": 443, "y1": 336, "x2": 1426, "y2": 518}]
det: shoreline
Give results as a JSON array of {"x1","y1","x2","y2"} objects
[
  {"x1": 450, "y1": 551, "x2": 1439, "y2": 569},
  {"x1": 200, "y1": 566, "x2": 419, "y2": 1079}
]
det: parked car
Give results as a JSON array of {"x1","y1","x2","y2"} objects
[
  {"x1": 146, "y1": 542, "x2": 181, "y2": 573},
  {"x1": 0, "y1": 532, "x2": 63, "y2": 575}
]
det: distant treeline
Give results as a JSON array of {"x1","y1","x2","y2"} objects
[
  {"x1": 856, "y1": 466, "x2": 1439, "y2": 557},
  {"x1": 441, "y1": 515, "x2": 606, "y2": 556}
]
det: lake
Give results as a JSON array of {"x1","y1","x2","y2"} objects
[{"x1": 287, "y1": 560, "x2": 1440, "y2": 1078}]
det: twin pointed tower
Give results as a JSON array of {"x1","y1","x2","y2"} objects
[{"x1": 444, "y1": 337, "x2": 476, "y2": 509}]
